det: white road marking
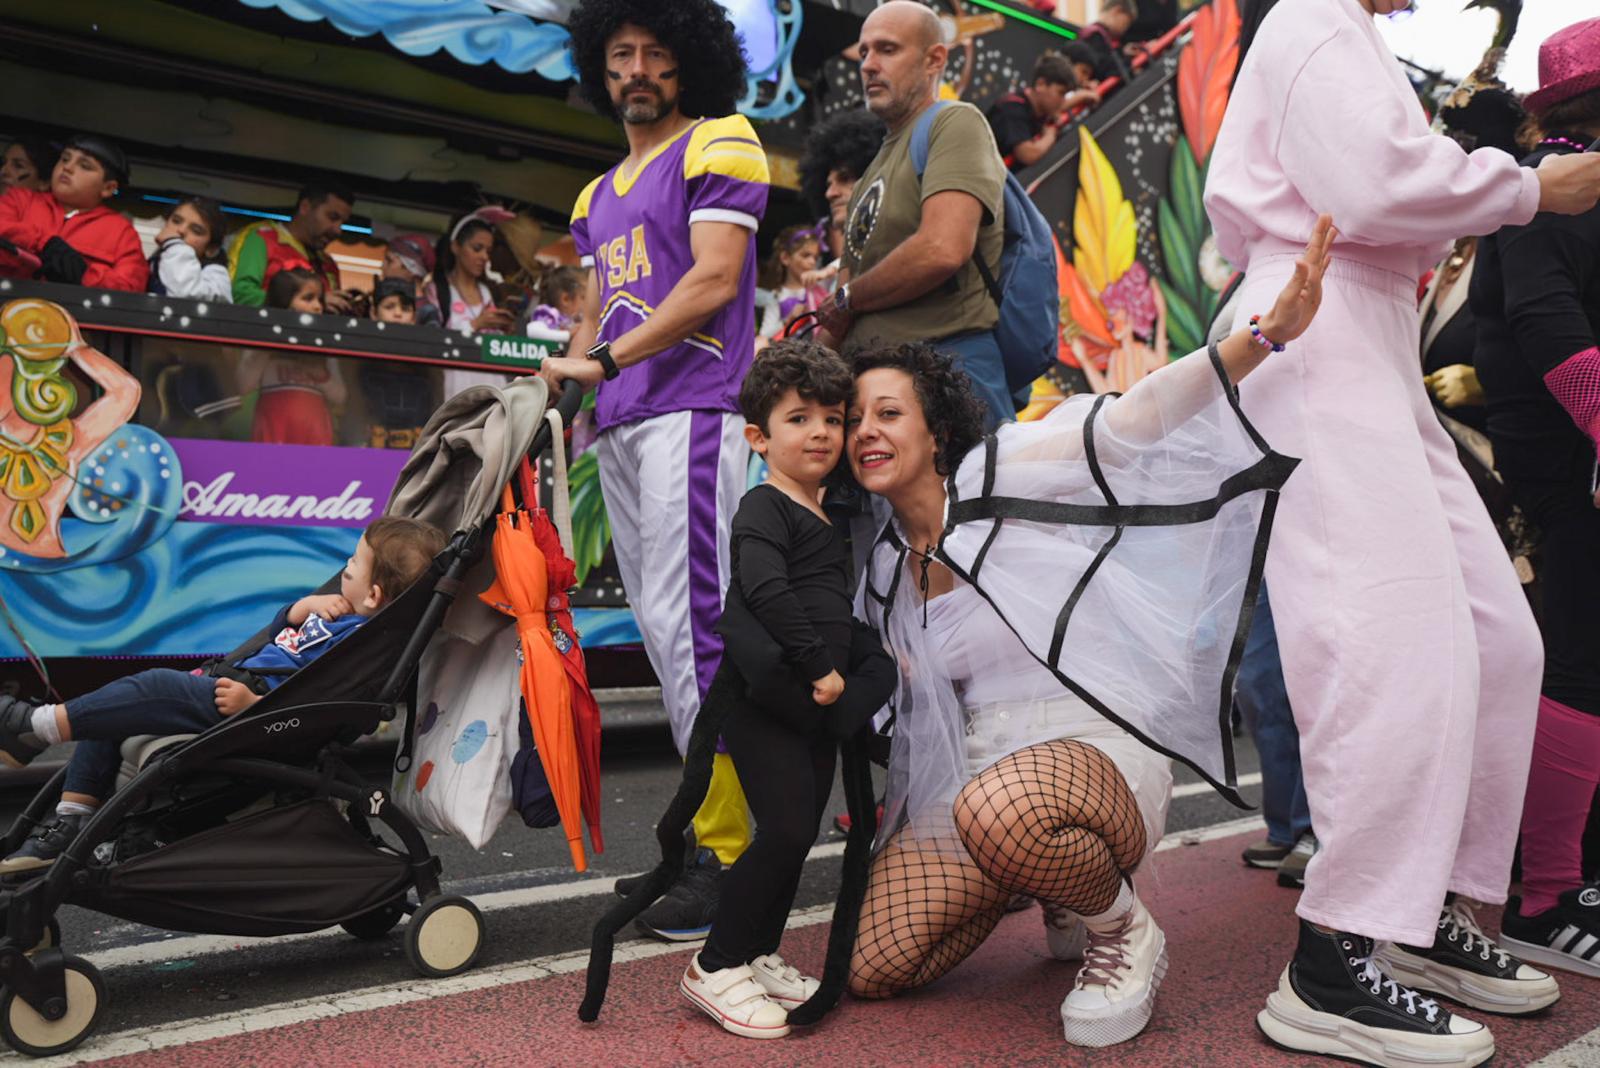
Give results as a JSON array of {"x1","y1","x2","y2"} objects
[
  {"x1": 14, "y1": 904, "x2": 839, "y2": 1067},
  {"x1": 6, "y1": 815, "x2": 1268, "y2": 1063},
  {"x1": 78, "y1": 840, "x2": 849, "y2": 971},
  {"x1": 68, "y1": 811, "x2": 1267, "y2": 973},
  {"x1": 1170, "y1": 772, "x2": 1262, "y2": 799},
  {"x1": 1530, "y1": 1026, "x2": 1600, "y2": 1068},
  {"x1": 6, "y1": 818, "x2": 1267, "y2": 1061}
]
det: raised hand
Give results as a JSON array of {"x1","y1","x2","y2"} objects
[{"x1": 1257, "y1": 213, "x2": 1335, "y2": 347}]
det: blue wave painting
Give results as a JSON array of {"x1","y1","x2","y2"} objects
[{"x1": 0, "y1": 521, "x2": 359, "y2": 658}]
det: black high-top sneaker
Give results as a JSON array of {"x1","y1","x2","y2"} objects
[
  {"x1": 1377, "y1": 898, "x2": 1560, "y2": 1014},
  {"x1": 1258, "y1": 920, "x2": 1494, "y2": 1067},
  {"x1": 0, "y1": 694, "x2": 46, "y2": 769}
]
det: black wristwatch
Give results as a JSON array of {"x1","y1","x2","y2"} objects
[{"x1": 586, "y1": 340, "x2": 620, "y2": 381}]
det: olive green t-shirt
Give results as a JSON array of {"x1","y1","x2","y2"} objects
[{"x1": 840, "y1": 101, "x2": 1005, "y2": 348}]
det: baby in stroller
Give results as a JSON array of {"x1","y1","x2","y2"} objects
[{"x1": 0, "y1": 516, "x2": 444, "y2": 874}]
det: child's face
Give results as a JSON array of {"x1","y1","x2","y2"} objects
[
  {"x1": 155, "y1": 203, "x2": 216, "y2": 257},
  {"x1": 289, "y1": 279, "x2": 324, "y2": 315},
  {"x1": 375, "y1": 295, "x2": 416, "y2": 324},
  {"x1": 555, "y1": 290, "x2": 583, "y2": 318},
  {"x1": 1073, "y1": 62, "x2": 1098, "y2": 88},
  {"x1": 745, "y1": 388, "x2": 845, "y2": 487},
  {"x1": 781, "y1": 240, "x2": 819, "y2": 280},
  {"x1": 1, "y1": 144, "x2": 42, "y2": 191},
  {"x1": 341, "y1": 535, "x2": 383, "y2": 615},
  {"x1": 51, "y1": 148, "x2": 115, "y2": 210},
  {"x1": 381, "y1": 248, "x2": 419, "y2": 283}
]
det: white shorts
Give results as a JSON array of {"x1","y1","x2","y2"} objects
[{"x1": 962, "y1": 695, "x2": 1174, "y2": 851}]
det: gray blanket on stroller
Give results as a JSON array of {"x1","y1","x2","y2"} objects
[{"x1": 385, "y1": 375, "x2": 550, "y2": 645}]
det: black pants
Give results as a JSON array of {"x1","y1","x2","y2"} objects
[
  {"x1": 1515, "y1": 477, "x2": 1600, "y2": 716},
  {"x1": 700, "y1": 666, "x2": 836, "y2": 971}
]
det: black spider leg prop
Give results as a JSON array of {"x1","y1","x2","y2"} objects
[
  {"x1": 578, "y1": 683, "x2": 732, "y2": 1022},
  {"x1": 787, "y1": 730, "x2": 878, "y2": 1026}
]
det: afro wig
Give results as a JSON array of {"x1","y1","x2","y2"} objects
[
  {"x1": 567, "y1": 0, "x2": 750, "y2": 122},
  {"x1": 797, "y1": 109, "x2": 888, "y2": 220}
]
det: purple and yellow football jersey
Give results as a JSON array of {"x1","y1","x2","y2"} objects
[{"x1": 571, "y1": 114, "x2": 769, "y2": 432}]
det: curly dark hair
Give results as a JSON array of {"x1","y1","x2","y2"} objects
[
  {"x1": 797, "y1": 109, "x2": 887, "y2": 220},
  {"x1": 566, "y1": 0, "x2": 749, "y2": 121},
  {"x1": 740, "y1": 339, "x2": 854, "y2": 434},
  {"x1": 851, "y1": 342, "x2": 985, "y2": 477}
]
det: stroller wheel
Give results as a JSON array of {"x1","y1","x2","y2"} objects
[
  {"x1": 405, "y1": 896, "x2": 483, "y2": 978},
  {"x1": 0, "y1": 954, "x2": 105, "y2": 1057},
  {"x1": 341, "y1": 900, "x2": 407, "y2": 941},
  {"x1": 26, "y1": 920, "x2": 61, "y2": 955}
]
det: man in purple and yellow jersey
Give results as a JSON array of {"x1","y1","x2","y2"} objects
[{"x1": 541, "y1": 0, "x2": 767, "y2": 942}]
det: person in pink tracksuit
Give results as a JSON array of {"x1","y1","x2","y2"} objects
[{"x1": 1205, "y1": 1, "x2": 1600, "y2": 1064}]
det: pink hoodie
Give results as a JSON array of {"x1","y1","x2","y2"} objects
[{"x1": 1205, "y1": 0, "x2": 1540, "y2": 281}]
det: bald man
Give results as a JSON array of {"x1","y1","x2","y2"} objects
[{"x1": 813, "y1": 0, "x2": 1015, "y2": 428}]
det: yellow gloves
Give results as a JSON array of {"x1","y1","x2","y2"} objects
[{"x1": 1424, "y1": 364, "x2": 1485, "y2": 409}]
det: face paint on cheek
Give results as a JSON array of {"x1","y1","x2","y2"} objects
[
  {"x1": 606, "y1": 68, "x2": 624, "y2": 81},
  {"x1": 657, "y1": 68, "x2": 678, "y2": 81}
]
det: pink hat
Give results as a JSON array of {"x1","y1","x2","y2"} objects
[
  {"x1": 387, "y1": 233, "x2": 435, "y2": 278},
  {"x1": 1524, "y1": 16, "x2": 1600, "y2": 116}
]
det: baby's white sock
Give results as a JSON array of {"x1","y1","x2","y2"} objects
[
  {"x1": 30, "y1": 705, "x2": 62, "y2": 746},
  {"x1": 1080, "y1": 880, "x2": 1135, "y2": 931},
  {"x1": 56, "y1": 800, "x2": 96, "y2": 819}
]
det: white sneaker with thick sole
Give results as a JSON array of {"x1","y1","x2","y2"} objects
[
  {"x1": 1059, "y1": 894, "x2": 1168, "y2": 1047},
  {"x1": 1258, "y1": 966, "x2": 1494, "y2": 1067},
  {"x1": 748, "y1": 953, "x2": 820, "y2": 1008},
  {"x1": 680, "y1": 955, "x2": 791, "y2": 1040},
  {"x1": 1042, "y1": 902, "x2": 1087, "y2": 962}
]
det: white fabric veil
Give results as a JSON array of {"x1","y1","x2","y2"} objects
[{"x1": 857, "y1": 344, "x2": 1296, "y2": 850}]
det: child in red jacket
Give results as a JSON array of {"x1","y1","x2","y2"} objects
[{"x1": 0, "y1": 134, "x2": 148, "y2": 292}]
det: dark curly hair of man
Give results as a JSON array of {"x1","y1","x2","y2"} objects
[
  {"x1": 851, "y1": 342, "x2": 986, "y2": 476},
  {"x1": 566, "y1": 0, "x2": 749, "y2": 121},
  {"x1": 797, "y1": 110, "x2": 888, "y2": 220},
  {"x1": 740, "y1": 339, "x2": 854, "y2": 434}
]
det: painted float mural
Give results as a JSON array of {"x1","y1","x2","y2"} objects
[
  {"x1": 0, "y1": 0, "x2": 1250, "y2": 670},
  {"x1": 0, "y1": 298, "x2": 375, "y2": 660}
]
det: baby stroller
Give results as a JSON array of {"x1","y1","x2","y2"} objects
[{"x1": 0, "y1": 376, "x2": 582, "y2": 1057}]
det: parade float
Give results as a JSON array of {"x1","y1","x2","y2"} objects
[{"x1": 0, "y1": 0, "x2": 1255, "y2": 686}]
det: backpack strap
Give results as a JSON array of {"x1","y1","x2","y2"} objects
[
  {"x1": 909, "y1": 100, "x2": 1004, "y2": 310},
  {"x1": 908, "y1": 100, "x2": 951, "y2": 179}
]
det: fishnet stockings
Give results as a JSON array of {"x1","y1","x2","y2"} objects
[{"x1": 849, "y1": 740, "x2": 1146, "y2": 999}]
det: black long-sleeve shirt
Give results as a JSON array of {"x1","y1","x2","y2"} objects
[
  {"x1": 727, "y1": 483, "x2": 853, "y2": 683},
  {"x1": 1471, "y1": 137, "x2": 1600, "y2": 486}
]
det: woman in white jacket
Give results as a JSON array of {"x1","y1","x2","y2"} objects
[{"x1": 148, "y1": 196, "x2": 231, "y2": 302}]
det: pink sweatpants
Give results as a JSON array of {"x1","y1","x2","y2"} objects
[
  {"x1": 1519, "y1": 696, "x2": 1600, "y2": 916},
  {"x1": 1234, "y1": 255, "x2": 1544, "y2": 946}
]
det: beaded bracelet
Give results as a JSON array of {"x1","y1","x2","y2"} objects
[{"x1": 1249, "y1": 314, "x2": 1285, "y2": 353}]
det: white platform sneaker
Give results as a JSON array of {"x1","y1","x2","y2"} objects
[
  {"x1": 1042, "y1": 901, "x2": 1087, "y2": 961},
  {"x1": 1059, "y1": 893, "x2": 1168, "y2": 1047}
]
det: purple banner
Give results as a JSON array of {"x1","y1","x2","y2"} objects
[{"x1": 173, "y1": 439, "x2": 409, "y2": 529}]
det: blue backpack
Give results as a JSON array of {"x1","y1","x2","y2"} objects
[{"x1": 910, "y1": 101, "x2": 1060, "y2": 397}]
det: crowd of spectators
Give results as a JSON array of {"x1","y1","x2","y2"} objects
[{"x1": 0, "y1": 133, "x2": 581, "y2": 344}]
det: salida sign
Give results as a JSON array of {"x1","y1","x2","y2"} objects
[
  {"x1": 171, "y1": 439, "x2": 409, "y2": 529},
  {"x1": 480, "y1": 334, "x2": 554, "y2": 368}
]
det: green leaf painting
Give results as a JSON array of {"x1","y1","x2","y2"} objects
[{"x1": 567, "y1": 448, "x2": 611, "y2": 586}]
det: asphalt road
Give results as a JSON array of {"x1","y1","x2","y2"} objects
[{"x1": 0, "y1": 718, "x2": 1267, "y2": 1050}]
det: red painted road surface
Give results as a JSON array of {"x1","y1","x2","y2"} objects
[{"x1": 97, "y1": 828, "x2": 1600, "y2": 1067}]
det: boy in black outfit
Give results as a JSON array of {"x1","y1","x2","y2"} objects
[{"x1": 678, "y1": 341, "x2": 893, "y2": 1040}]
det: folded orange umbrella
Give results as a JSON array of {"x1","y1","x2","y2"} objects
[
  {"x1": 525, "y1": 502, "x2": 604, "y2": 856},
  {"x1": 481, "y1": 486, "x2": 585, "y2": 872}
]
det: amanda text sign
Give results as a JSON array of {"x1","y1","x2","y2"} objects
[{"x1": 173, "y1": 440, "x2": 409, "y2": 528}]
